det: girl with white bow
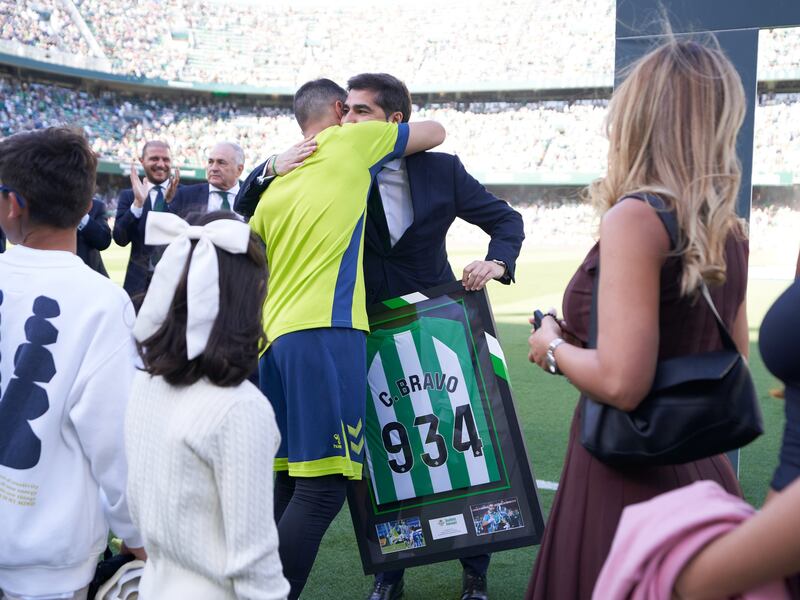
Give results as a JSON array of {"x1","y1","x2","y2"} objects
[{"x1": 124, "y1": 211, "x2": 289, "y2": 599}]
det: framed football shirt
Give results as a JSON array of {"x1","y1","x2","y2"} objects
[{"x1": 348, "y1": 281, "x2": 544, "y2": 573}]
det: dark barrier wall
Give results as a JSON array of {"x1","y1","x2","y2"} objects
[{"x1": 615, "y1": 0, "x2": 800, "y2": 220}]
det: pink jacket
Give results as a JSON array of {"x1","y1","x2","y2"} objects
[{"x1": 592, "y1": 481, "x2": 789, "y2": 600}]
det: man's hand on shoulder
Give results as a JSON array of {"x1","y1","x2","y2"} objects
[
  {"x1": 273, "y1": 136, "x2": 317, "y2": 176},
  {"x1": 462, "y1": 260, "x2": 506, "y2": 291}
]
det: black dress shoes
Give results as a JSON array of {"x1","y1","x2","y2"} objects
[
  {"x1": 461, "y1": 571, "x2": 488, "y2": 600},
  {"x1": 367, "y1": 577, "x2": 404, "y2": 600}
]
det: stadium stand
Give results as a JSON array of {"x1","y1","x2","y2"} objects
[
  {"x1": 1, "y1": 74, "x2": 798, "y2": 179},
  {"x1": 1, "y1": 0, "x2": 90, "y2": 56},
  {"x1": 756, "y1": 92, "x2": 800, "y2": 173},
  {"x1": 1, "y1": 0, "x2": 799, "y2": 88}
]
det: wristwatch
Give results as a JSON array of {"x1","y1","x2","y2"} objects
[
  {"x1": 490, "y1": 259, "x2": 507, "y2": 276},
  {"x1": 546, "y1": 338, "x2": 567, "y2": 375}
]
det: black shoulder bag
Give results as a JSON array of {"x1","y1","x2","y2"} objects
[{"x1": 579, "y1": 194, "x2": 763, "y2": 467}]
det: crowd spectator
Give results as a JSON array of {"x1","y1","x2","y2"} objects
[
  {"x1": 2, "y1": 75, "x2": 799, "y2": 178},
  {"x1": 170, "y1": 141, "x2": 246, "y2": 216},
  {"x1": 113, "y1": 140, "x2": 180, "y2": 302},
  {"x1": 0, "y1": 0, "x2": 89, "y2": 56},
  {"x1": 2, "y1": 0, "x2": 800, "y2": 88},
  {"x1": 72, "y1": 0, "x2": 187, "y2": 80},
  {"x1": 72, "y1": 0, "x2": 616, "y2": 87},
  {"x1": 755, "y1": 92, "x2": 800, "y2": 172}
]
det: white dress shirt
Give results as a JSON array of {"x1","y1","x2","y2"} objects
[
  {"x1": 207, "y1": 183, "x2": 240, "y2": 213},
  {"x1": 376, "y1": 158, "x2": 413, "y2": 247}
]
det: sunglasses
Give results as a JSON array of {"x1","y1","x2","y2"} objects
[{"x1": 0, "y1": 185, "x2": 25, "y2": 208}]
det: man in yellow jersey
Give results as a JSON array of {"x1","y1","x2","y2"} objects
[{"x1": 250, "y1": 78, "x2": 445, "y2": 600}]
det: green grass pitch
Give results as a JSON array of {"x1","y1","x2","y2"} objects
[{"x1": 100, "y1": 238, "x2": 792, "y2": 599}]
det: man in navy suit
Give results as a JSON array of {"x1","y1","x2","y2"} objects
[
  {"x1": 76, "y1": 198, "x2": 111, "y2": 276},
  {"x1": 235, "y1": 73, "x2": 523, "y2": 600},
  {"x1": 343, "y1": 72, "x2": 523, "y2": 600},
  {"x1": 112, "y1": 140, "x2": 180, "y2": 303},
  {"x1": 343, "y1": 74, "x2": 523, "y2": 309},
  {"x1": 172, "y1": 141, "x2": 260, "y2": 387},
  {"x1": 171, "y1": 142, "x2": 245, "y2": 218}
]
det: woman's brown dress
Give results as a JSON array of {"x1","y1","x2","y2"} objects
[{"x1": 525, "y1": 229, "x2": 748, "y2": 600}]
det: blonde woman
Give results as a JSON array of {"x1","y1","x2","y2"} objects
[{"x1": 525, "y1": 38, "x2": 749, "y2": 600}]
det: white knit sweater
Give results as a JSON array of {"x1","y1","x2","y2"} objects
[{"x1": 125, "y1": 373, "x2": 289, "y2": 599}]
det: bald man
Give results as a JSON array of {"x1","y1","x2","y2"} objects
[{"x1": 171, "y1": 142, "x2": 245, "y2": 218}]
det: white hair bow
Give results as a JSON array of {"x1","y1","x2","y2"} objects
[{"x1": 133, "y1": 212, "x2": 252, "y2": 359}]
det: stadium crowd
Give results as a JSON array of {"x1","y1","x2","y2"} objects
[
  {"x1": 2, "y1": 76, "x2": 800, "y2": 179},
  {"x1": 0, "y1": 0, "x2": 799, "y2": 87},
  {"x1": 755, "y1": 92, "x2": 800, "y2": 173},
  {"x1": 0, "y1": 0, "x2": 90, "y2": 56}
]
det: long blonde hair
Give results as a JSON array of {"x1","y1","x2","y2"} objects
[{"x1": 588, "y1": 37, "x2": 746, "y2": 295}]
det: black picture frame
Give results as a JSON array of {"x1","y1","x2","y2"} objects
[{"x1": 347, "y1": 281, "x2": 545, "y2": 574}]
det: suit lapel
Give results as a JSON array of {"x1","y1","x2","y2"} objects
[{"x1": 364, "y1": 180, "x2": 385, "y2": 253}]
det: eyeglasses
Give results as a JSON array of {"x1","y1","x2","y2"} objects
[{"x1": 0, "y1": 185, "x2": 25, "y2": 208}]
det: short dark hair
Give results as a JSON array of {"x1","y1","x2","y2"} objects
[
  {"x1": 140, "y1": 140, "x2": 171, "y2": 159},
  {"x1": 0, "y1": 127, "x2": 96, "y2": 228},
  {"x1": 136, "y1": 211, "x2": 268, "y2": 387},
  {"x1": 347, "y1": 73, "x2": 412, "y2": 123},
  {"x1": 293, "y1": 78, "x2": 347, "y2": 129}
]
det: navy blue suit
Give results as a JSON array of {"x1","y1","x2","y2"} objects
[
  {"x1": 113, "y1": 186, "x2": 181, "y2": 301},
  {"x1": 77, "y1": 199, "x2": 111, "y2": 277},
  {"x1": 364, "y1": 152, "x2": 523, "y2": 306},
  {"x1": 171, "y1": 183, "x2": 211, "y2": 218},
  {"x1": 0, "y1": 229, "x2": 5, "y2": 253},
  {"x1": 173, "y1": 182, "x2": 244, "y2": 219}
]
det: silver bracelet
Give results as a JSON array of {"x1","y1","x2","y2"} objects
[{"x1": 546, "y1": 337, "x2": 567, "y2": 375}]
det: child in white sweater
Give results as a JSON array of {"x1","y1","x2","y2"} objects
[
  {"x1": 125, "y1": 210, "x2": 289, "y2": 599},
  {"x1": 0, "y1": 128, "x2": 144, "y2": 599}
]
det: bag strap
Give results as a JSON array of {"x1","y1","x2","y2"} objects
[
  {"x1": 588, "y1": 193, "x2": 738, "y2": 353},
  {"x1": 698, "y1": 282, "x2": 739, "y2": 351}
]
